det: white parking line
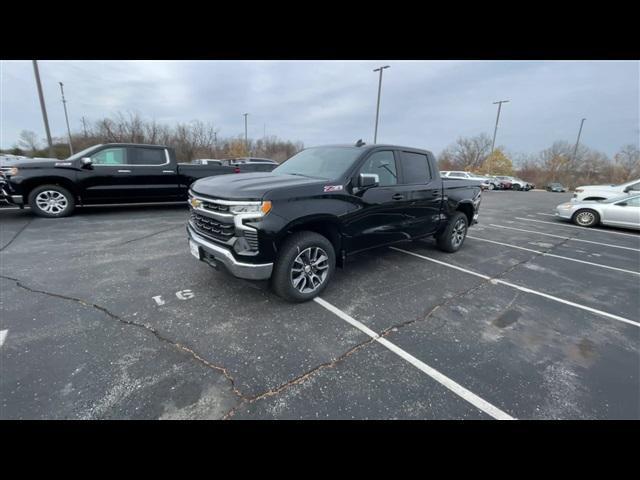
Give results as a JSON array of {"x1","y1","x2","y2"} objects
[
  {"x1": 0, "y1": 329, "x2": 7, "y2": 347},
  {"x1": 487, "y1": 224, "x2": 640, "y2": 252},
  {"x1": 514, "y1": 217, "x2": 640, "y2": 239},
  {"x1": 389, "y1": 247, "x2": 640, "y2": 329},
  {"x1": 313, "y1": 297, "x2": 515, "y2": 420},
  {"x1": 536, "y1": 213, "x2": 556, "y2": 217},
  {"x1": 466, "y1": 235, "x2": 640, "y2": 276}
]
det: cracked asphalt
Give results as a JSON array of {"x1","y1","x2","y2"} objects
[{"x1": 1, "y1": 192, "x2": 639, "y2": 419}]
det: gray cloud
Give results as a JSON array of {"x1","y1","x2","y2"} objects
[{"x1": 1, "y1": 60, "x2": 638, "y2": 156}]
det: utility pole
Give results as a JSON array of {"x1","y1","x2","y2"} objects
[
  {"x1": 373, "y1": 65, "x2": 390, "y2": 144},
  {"x1": 82, "y1": 116, "x2": 88, "y2": 138},
  {"x1": 32, "y1": 60, "x2": 54, "y2": 158},
  {"x1": 58, "y1": 82, "x2": 74, "y2": 155},
  {"x1": 572, "y1": 118, "x2": 586, "y2": 162},
  {"x1": 243, "y1": 113, "x2": 249, "y2": 153},
  {"x1": 490, "y1": 99, "x2": 510, "y2": 174}
]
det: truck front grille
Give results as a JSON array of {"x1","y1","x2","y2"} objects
[{"x1": 190, "y1": 211, "x2": 234, "y2": 242}]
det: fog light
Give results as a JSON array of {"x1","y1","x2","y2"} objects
[{"x1": 233, "y1": 237, "x2": 250, "y2": 254}]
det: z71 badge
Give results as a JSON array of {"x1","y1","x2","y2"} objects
[{"x1": 323, "y1": 185, "x2": 343, "y2": 192}]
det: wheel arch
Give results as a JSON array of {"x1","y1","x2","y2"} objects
[{"x1": 23, "y1": 177, "x2": 80, "y2": 203}]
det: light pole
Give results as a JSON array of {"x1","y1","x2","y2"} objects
[
  {"x1": 32, "y1": 60, "x2": 54, "y2": 158},
  {"x1": 59, "y1": 82, "x2": 74, "y2": 155},
  {"x1": 243, "y1": 113, "x2": 249, "y2": 153},
  {"x1": 572, "y1": 118, "x2": 586, "y2": 162},
  {"x1": 490, "y1": 99, "x2": 510, "y2": 174},
  {"x1": 373, "y1": 65, "x2": 390, "y2": 144}
]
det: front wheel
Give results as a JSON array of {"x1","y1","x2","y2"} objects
[
  {"x1": 28, "y1": 185, "x2": 75, "y2": 218},
  {"x1": 436, "y1": 212, "x2": 468, "y2": 253},
  {"x1": 572, "y1": 209, "x2": 600, "y2": 228},
  {"x1": 271, "y1": 231, "x2": 336, "y2": 302},
  {"x1": 488, "y1": 183, "x2": 495, "y2": 190}
]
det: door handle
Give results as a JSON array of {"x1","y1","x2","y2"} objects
[
  {"x1": 163, "y1": 170, "x2": 174, "y2": 173},
  {"x1": 432, "y1": 190, "x2": 440, "y2": 196},
  {"x1": 117, "y1": 169, "x2": 131, "y2": 173},
  {"x1": 392, "y1": 194, "x2": 404, "y2": 200}
]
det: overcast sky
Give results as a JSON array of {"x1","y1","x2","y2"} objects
[{"x1": 1, "y1": 60, "x2": 638, "y2": 156}]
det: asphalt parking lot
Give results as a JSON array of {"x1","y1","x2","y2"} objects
[{"x1": 1, "y1": 190, "x2": 639, "y2": 419}]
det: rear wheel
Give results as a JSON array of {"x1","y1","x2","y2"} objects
[
  {"x1": 572, "y1": 209, "x2": 600, "y2": 228},
  {"x1": 271, "y1": 231, "x2": 335, "y2": 302},
  {"x1": 28, "y1": 185, "x2": 75, "y2": 218},
  {"x1": 488, "y1": 183, "x2": 495, "y2": 190},
  {"x1": 436, "y1": 212, "x2": 468, "y2": 253}
]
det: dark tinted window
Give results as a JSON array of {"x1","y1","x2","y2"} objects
[
  {"x1": 131, "y1": 148, "x2": 166, "y2": 165},
  {"x1": 400, "y1": 151, "x2": 431, "y2": 184}
]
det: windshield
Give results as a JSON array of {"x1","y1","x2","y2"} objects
[
  {"x1": 273, "y1": 147, "x2": 362, "y2": 180},
  {"x1": 65, "y1": 145, "x2": 102, "y2": 161}
]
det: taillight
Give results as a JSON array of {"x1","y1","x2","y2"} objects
[{"x1": 234, "y1": 167, "x2": 241, "y2": 173}]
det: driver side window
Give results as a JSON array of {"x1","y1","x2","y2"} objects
[
  {"x1": 91, "y1": 148, "x2": 127, "y2": 165},
  {"x1": 359, "y1": 151, "x2": 398, "y2": 186}
]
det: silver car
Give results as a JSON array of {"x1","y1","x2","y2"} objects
[{"x1": 555, "y1": 194, "x2": 640, "y2": 230}]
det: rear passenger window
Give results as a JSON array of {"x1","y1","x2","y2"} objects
[
  {"x1": 400, "y1": 152, "x2": 431, "y2": 184},
  {"x1": 131, "y1": 148, "x2": 166, "y2": 165}
]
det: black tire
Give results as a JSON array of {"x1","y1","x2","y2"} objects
[
  {"x1": 271, "y1": 231, "x2": 336, "y2": 302},
  {"x1": 28, "y1": 184, "x2": 76, "y2": 218},
  {"x1": 512, "y1": 184, "x2": 522, "y2": 191},
  {"x1": 436, "y1": 211, "x2": 468, "y2": 253},
  {"x1": 572, "y1": 209, "x2": 600, "y2": 228}
]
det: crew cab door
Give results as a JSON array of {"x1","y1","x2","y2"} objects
[
  {"x1": 395, "y1": 150, "x2": 442, "y2": 237},
  {"x1": 79, "y1": 146, "x2": 179, "y2": 204},
  {"x1": 343, "y1": 149, "x2": 410, "y2": 252}
]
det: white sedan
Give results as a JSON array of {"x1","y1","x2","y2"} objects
[
  {"x1": 556, "y1": 194, "x2": 640, "y2": 230},
  {"x1": 573, "y1": 178, "x2": 640, "y2": 201}
]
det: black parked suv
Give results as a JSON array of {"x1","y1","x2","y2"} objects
[{"x1": 186, "y1": 143, "x2": 482, "y2": 302}]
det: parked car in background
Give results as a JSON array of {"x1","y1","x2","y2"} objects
[
  {"x1": 495, "y1": 176, "x2": 530, "y2": 191},
  {"x1": 546, "y1": 183, "x2": 567, "y2": 192},
  {"x1": 440, "y1": 171, "x2": 490, "y2": 190},
  {"x1": 573, "y1": 178, "x2": 640, "y2": 202},
  {"x1": 556, "y1": 194, "x2": 640, "y2": 230},
  {"x1": 0, "y1": 143, "x2": 247, "y2": 217},
  {"x1": 191, "y1": 159, "x2": 223, "y2": 165}
]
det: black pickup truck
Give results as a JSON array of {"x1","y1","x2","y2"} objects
[
  {"x1": 0, "y1": 143, "x2": 276, "y2": 217},
  {"x1": 186, "y1": 142, "x2": 482, "y2": 302}
]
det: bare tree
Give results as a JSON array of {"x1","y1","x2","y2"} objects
[
  {"x1": 439, "y1": 134, "x2": 493, "y2": 171},
  {"x1": 17, "y1": 130, "x2": 40, "y2": 155}
]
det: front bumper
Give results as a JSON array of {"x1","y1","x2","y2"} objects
[
  {"x1": 555, "y1": 207, "x2": 574, "y2": 220},
  {"x1": 187, "y1": 224, "x2": 273, "y2": 280}
]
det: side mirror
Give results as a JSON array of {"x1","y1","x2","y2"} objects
[
  {"x1": 623, "y1": 186, "x2": 631, "y2": 193},
  {"x1": 81, "y1": 157, "x2": 93, "y2": 167},
  {"x1": 359, "y1": 173, "x2": 379, "y2": 189}
]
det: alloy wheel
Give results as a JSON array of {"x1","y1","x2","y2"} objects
[
  {"x1": 290, "y1": 247, "x2": 329, "y2": 293},
  {"x1": 35, "y1": 190, "x2": 68, "y2": 214}
]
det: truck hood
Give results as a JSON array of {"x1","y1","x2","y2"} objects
[
  {"x1": 12, "y1": 158, "x2": 73, "y2": 169},
  {"x1": 190, "y1": 172, "x2": 326, "y2": 200}
]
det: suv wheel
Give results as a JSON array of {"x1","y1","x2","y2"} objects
[
  {"x1": 572, "y1": 209, "x2": 600, "y2": 228},
  {"x1": 436, "y1": 212, "x2": 468, "y2": 253},
  {"x1": 271, "y1": 231, "x2": 336, "y2": 302},
  {"x1": 28, "y1": 185, "x2": 75, "y2": 218}
]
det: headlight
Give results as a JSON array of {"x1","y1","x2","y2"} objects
[
  {"x1": 5, "y1": 167, "x2": 18, "y2": 176},
  {"x1": 229, "y1": 201, "x2": 271, "y2": 216},
  {"x1": 558, "y1": 203, "x2": 574, "y2": 209}
]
